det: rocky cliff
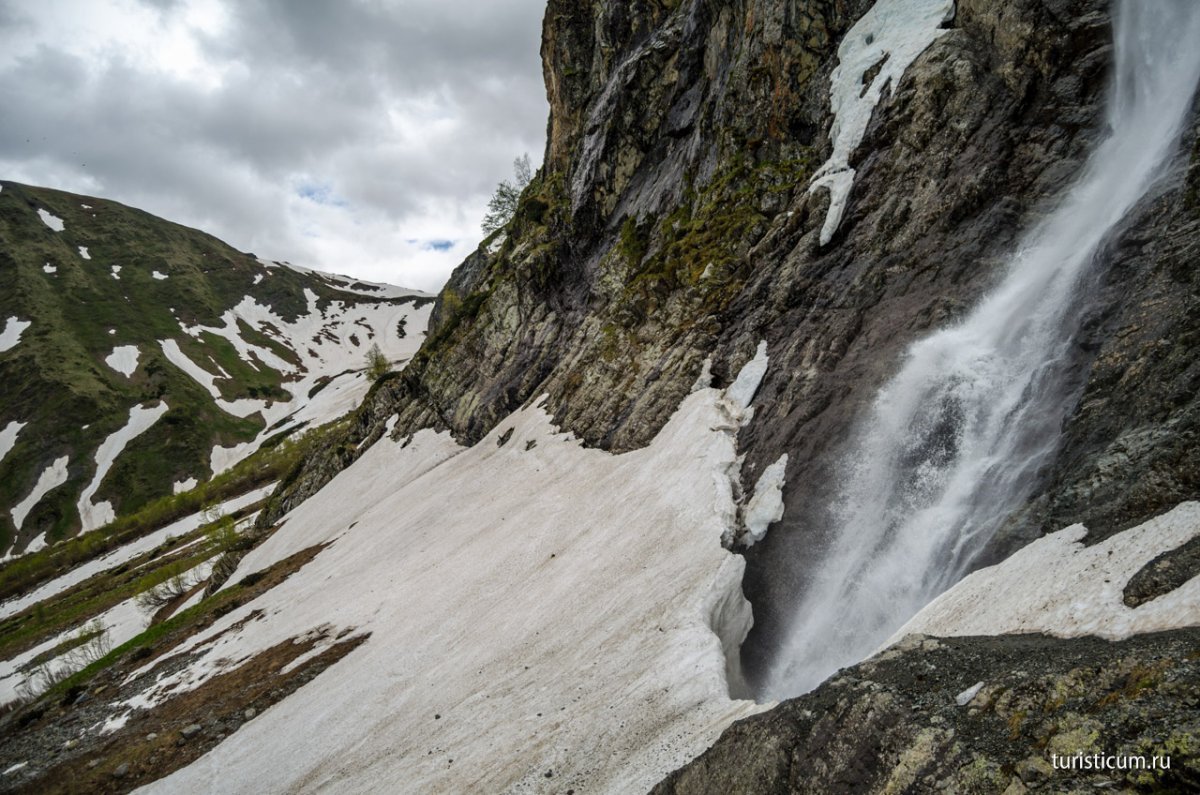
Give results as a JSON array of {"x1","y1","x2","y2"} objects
[{"x1": 265, "y1": 0, "x2": 1199, "y2": 691}]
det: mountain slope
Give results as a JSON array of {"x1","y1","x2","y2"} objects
[
  {"x1": 2, "y1": 0, "x2": 1200, "y2": 792},
  {"x1": 0, "y1": 182, "x2": 432, "y2": 554}
]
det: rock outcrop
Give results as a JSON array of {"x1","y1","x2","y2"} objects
[{"x1": 653, "y1": 630, "x2": 1200, "y2": 794}]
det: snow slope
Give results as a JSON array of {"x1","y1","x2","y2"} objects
[
  {"x1": 133, "y1": 370, "x2": 770, "y2": 794},
  {"x1": 888, "y1": 502, "x2": 1200, "y2": 643}
]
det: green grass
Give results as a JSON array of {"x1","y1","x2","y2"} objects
[{"x1": 0, "y1": 423, "x2": 326, "y2": 605}]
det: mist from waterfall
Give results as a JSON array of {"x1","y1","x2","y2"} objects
[{"x1": 765, "y1": 0, "x2": 1200, "y2": 699}]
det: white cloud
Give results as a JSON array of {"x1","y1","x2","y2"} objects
[{"x1": 0, "y1": 0, "x2": 549, "y2": 292}]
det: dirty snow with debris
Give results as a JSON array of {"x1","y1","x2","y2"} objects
[
  {"x1": 809, "y1": 0, "x2": 955, "y2": 245},
  {"x1": 889, "y1": 502, "x2": 1200, "y2": 644},
  {"x1": 129, "y1": 359, "x2": 775, "y2": 794},
  {"x1": 77, "y1": 403, "x2": 170, "y2": 532}
]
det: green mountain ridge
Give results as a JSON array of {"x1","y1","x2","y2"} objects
[{"x1": 0, "y1": 181, "x2": 432, "y2": 555}]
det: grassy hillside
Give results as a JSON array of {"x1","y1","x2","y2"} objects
[{"x1": 0, "y1": 181, "x2": 431, "y2": 554}]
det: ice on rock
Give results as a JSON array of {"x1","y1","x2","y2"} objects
[
  {"x1": 744, "y1": 454, "x2": 788, "y2": 547},
  {"x1": 809, "y1": 0, "x2": 955, "y2": 245}
]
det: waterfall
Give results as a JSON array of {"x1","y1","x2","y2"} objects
[{"x1": 765, "y1": 0, "x2": 1200, "y2": 699}]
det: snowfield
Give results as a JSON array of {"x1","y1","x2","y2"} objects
[
  {"x1": 889, "y1": 501, "x2": 1200, "y2": 643},
  {"x1": 131, "y1": 368, "x2": 772, "y2": 794}
]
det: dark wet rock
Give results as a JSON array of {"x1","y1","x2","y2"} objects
[
  {"x1": 1123, "y1": 534, "x2": 1200, "y2": 608},
  {"x1": 653, "y1": 629, "x2": 1200, "y2": 795}
]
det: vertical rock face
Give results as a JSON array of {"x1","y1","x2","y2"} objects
[{"x1": 266, "y1": 0, "x2": 1200, "y2": 694}]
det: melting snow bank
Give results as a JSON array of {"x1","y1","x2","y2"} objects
[
  {"x1": 887, "y1": 502, "x2": 1200, "y2": 645},
  {"x1": 137, "y1": 382, "x2": 770, "y2": 793},
  {"x1": 809, "y1": 0, "x2": 955, "y2": 245}
]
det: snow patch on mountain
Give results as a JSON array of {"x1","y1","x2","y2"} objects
[
  {"x1": 36, "y1": 209, "x2": 64, "y2": 231},
  {"x1": 809, "y1": 0, "x2": 955, "y2": 245},
  {"x1": 11, "y1": 456, "x2": 69, "y2": 530},
  {"x1": 104, "y1": 345, "x2": 140, "y2": 378},
  {"x1": 173, "y1": 478, "x2": 198, "y2": 495},
  {"x1": 78, "y1": 402, "x2": 170, "y2": 532},
  {"x1": 78, "y1": 246, "x2": 90, "y2": 260},
  {"x1": 0, "y1": 421, "x2": 25, "y2": 467},
  {"x1": 0, "y1": 317, "x2": 32, "y2": 352},
  {"x1": 173, "y1": 288, "x2": 431, "y2": 473}
]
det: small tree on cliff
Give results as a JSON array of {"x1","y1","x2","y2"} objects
[
  {"x1": 365, "y1": 343, "x2": 390, "y2": 380},
  {"x1": 481, "y1": 154, "x2": 533, "y2": 235}
]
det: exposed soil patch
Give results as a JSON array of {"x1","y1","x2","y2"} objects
[{"x1": 0, "y1": 543, "x2": 335, "y2": 793}]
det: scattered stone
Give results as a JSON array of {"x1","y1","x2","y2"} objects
[
  {"x1": 146, "y1": 733, "x2": 158, "y2": 741},
  {"x1": 181, "y1": 724, "x2": 203, "y2": 740},
  {"x1": 955, "y1": 681, "x2": 985, "y2": 706},
  {"x1": 244, "y1": 708, "x2": 257, "y2": 721},
  {"x1": 112, "y1": 763, "x2": 130, "y2": 778}
]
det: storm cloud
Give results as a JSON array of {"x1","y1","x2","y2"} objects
[{"x1": 0, "y1": 0, "x2": 549, "y2": 291}]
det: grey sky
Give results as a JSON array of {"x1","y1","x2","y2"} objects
[{"x1": 0, "y1": 0, "x2": 549, "y2": 292}]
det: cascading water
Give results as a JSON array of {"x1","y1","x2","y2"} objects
[{"x1": 765, "y1": 0, "x2": 1200, "y2": 699}]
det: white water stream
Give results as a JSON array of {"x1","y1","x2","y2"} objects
[{"x1": 766, "y1": 0, "x2": 1200, "y2": 698}]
